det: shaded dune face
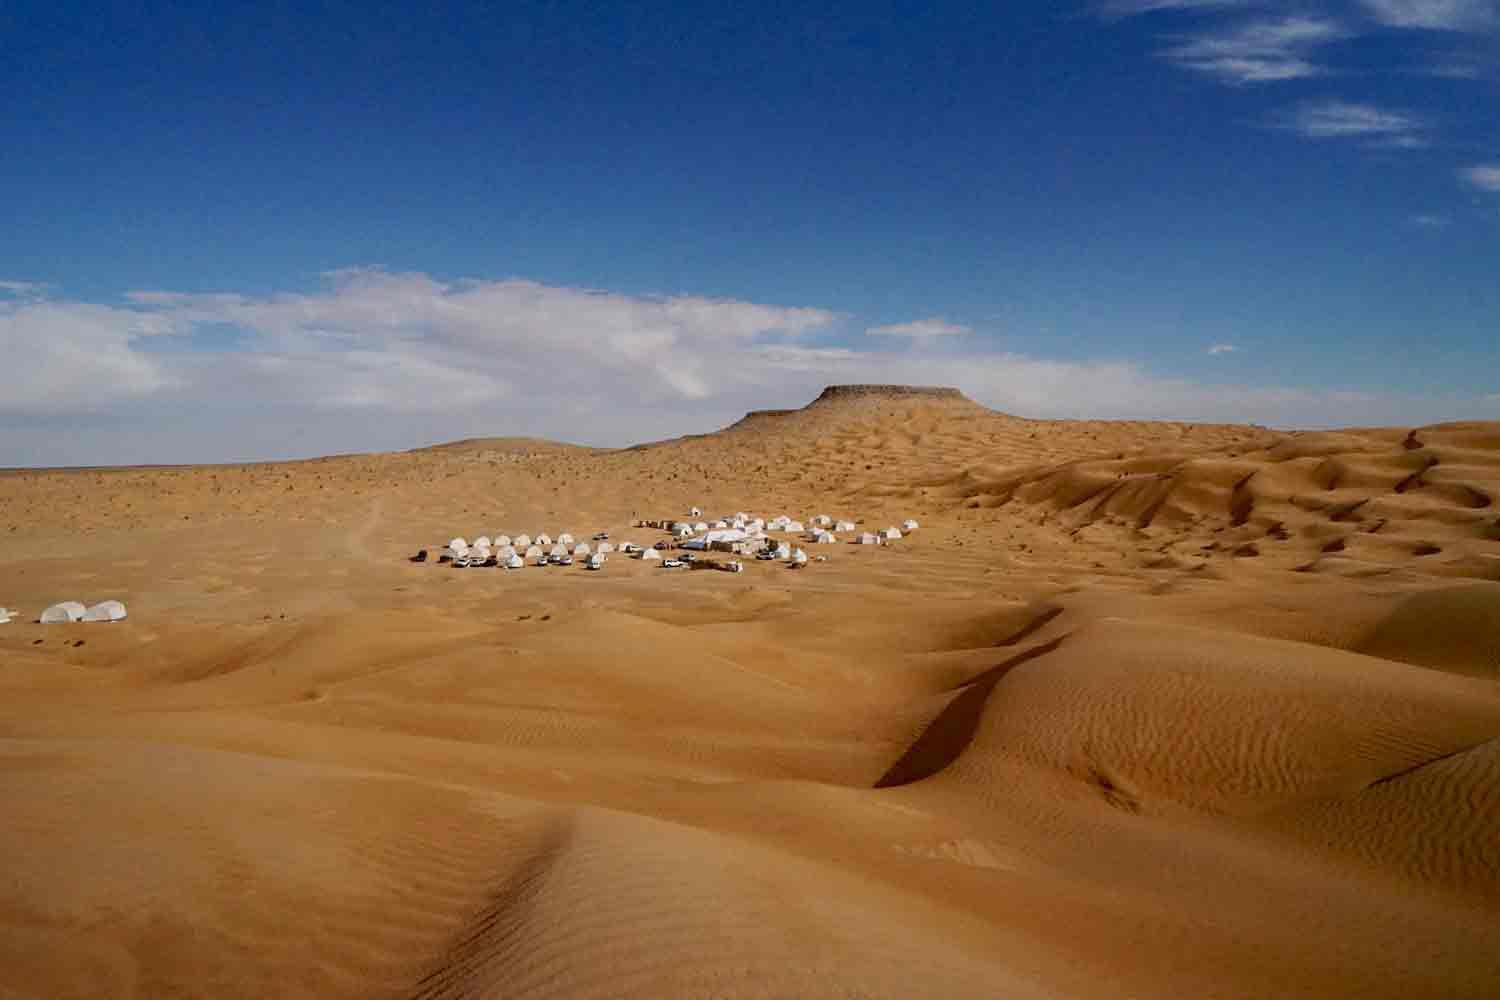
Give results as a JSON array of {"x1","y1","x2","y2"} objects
[{"x1": 2, "y1": 389, "x2": 1499, "y2": 999}]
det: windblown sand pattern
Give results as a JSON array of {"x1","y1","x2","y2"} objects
[{"x1": 2, "y1": 387, "x2": 1498, "y2": 998}]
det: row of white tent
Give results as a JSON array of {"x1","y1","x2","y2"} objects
[{"x1": 32, "y1": 600, "x2": 128, "y2": 624}]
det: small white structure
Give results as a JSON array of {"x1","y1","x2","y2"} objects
[
  {"x1": 533, "y1": 550, "x2": 549, "y2": 566},
  {"x1": 535, "y1": 533, "x2": 551, "y2": 546},
  {"x1": 792, "y1": 549, "x2": 809, "y2": 566},
  {"x1": 836, "y1": 520, "x2": 857, "y2": 533},
  {"x1": 902, "y1": 519, "x2": 919, "y2": 532},
  {"x1": 514, "y1": 533, "x2": 532, "y2": 549},
  {"x1": 473, "y1": 535, "x2": 491, "y2": 549},
  {"x1": 810, "y1": 530, "x2": 836, "y2": 544},
  {"x1": 641, "y1": 547, "x2": 662, "y2": 561},
  {"x1": 524, "y1": 544, "x2": 543, "y2": 559},
  {"x1": 549, "y1": 543, "x2": 568, "y2": 558},
  {"x1": 857, "y1": 533, "x2": 880, "y2": 545},
  {"x1": 693, "y1": 521, "x2": 709, "y2": 533},
  {"x1": 882, "y1": 527, "x2": 902, "y2": 541},
  {"x1": 574, "y1": 542, "x2": 591, "y2": 557},
  {"x1": 558, "y1": 532, "x2": 574, "y2": 546},
  {"x1": 811, "y1": 514, "x2": 832, "y2": 527},
  {"x1": 494, "y1": 534, "x2": 512, "y2": 548},
  {"x1": 470, "y1": 545, "x2": 492, "y2": 564},
  {"x1": 712, "y1": 520, "x2": 728, "y2": 529},
  {"x1": 596, "y1": 541, "x2": 614, "y2": 554},
  {"x1": 775, "y1": 542, "x2": 791, "y2": 559},
  {"x1": 498, "y1": 545, "x2": 517, "y2": 559},
  {"x1": 673, "y1": 524, "x2": 694, "y2": 538},
  {"x1": 448, "y1": 537, "x2": 468, "y2": 552},
  {"x1": 690, "y1": 506, "x2": 702, "y2": 517},
  {"x1": 768, "y1": 515, "x2": 791, "y2": 530},
  {"x1": 82, "y1": 600, "x2": 127, "y2": 622},
  {"x1": 587, "y1": 552, "x2": 606, "y2": 570},
  {"x1": 40, "y1": 601, "x2": 87, "y2": 624},
  {"x1": 505, "y1": 553, "x2": 525, "y2": 569},
  {"x1": 746, "y1": 518, "x2": 765, "y2": 533},
  {"x1": 0, "y1": 607, "x2": 15, "y2": 625}
]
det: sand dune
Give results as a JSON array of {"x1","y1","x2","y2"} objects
[{"x1": 2, "y1": 386, "x2": 1498, "y2": 997}]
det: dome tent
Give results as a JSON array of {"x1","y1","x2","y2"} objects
[
  {"x1": 514, "y1": 534, "x2": 532, "y2": 549},
  {"x1": 524, "y1": 544, "x2": 543, "y2": 559},
  {"x1": 558, "y1": 533, "x2": 574, "y2": 546},
  {"x1": 573, "y1": 542, "x2": 591, "y2": 557},
  {"x1": 835, "y1": 520, "x2": 857, "y2": 533},
  {"x1": 640, "y1": 547, "x2": 662, "y2": 561},
  {"x1": 536, "y1": 533, "x2": 553, "y2": 546},
  {"x1": 901, "y1": 519, "x2": 919, "y2": 532},
  {"x1": 494, "y1": 534, "x2": 512, "y2": 548},
  {"x1": 82, "y1": 600, "x2": 127, "y2": 622},
  {"x1": 505, "y1": 553, "x2": 525, "y2": 569},
  {"x1": 40, "y1": 601, "x2": 87, "y2": 624},
  {"x1": 549, "y1": 544, "x2": 568, "y2": 558}
]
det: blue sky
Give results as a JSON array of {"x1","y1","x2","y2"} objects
[{"x1": 2, "y1": 1, "x2": 1497, "y2": 465}]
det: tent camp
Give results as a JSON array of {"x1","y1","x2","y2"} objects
[
  {"x1": 902, "y1": 519, "x2": 919, "y2": 532},
  {"x1": 40, "y1": 601, "x2": 86, "y2": 624},
  {"x1": 82, "y1": 600, "x2": 127, "y2": 622},
  {"x1": 640, "y1": 548, "x2": 662, "y2": 561}
]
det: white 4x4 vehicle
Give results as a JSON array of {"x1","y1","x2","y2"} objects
[{"x1": 661, "y1": 558, "x2": 685, "y2": 568}]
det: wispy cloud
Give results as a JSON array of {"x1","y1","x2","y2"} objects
[
  {"x1": 1359, "y1": 0, "x2": 1499, "y2": 31},
  {"x1": 1409, "y1": 212, "x2": 1451, "y2": 227},
  {"x1": 0, "y1": 280, "x2": 48, "y2": 299},
  {"x1": 1162, "y1": 15, "x2": 1347, "y2": 84},
  {"x1": 865, "y1": 318, "x2": 972, "y2": 339},
  {"x1": 1458, "y1": 163, "x2": 1500, "y2": 191},
  {"x1": 1207, "y1": 343, "x2": 1239, "y2": 355},
  {"x1": 1096, "y1": 0, "x2": 1258, "y2": 19},
  {"x1": 1271, "y1": 99, "x2": 1430, "y2": 147}
]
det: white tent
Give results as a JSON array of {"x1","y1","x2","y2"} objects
[
  {"x1": 448, "y1": 537, "x2": 468, "y2": 552},
  {"x1": 690, "y1": 506, "x2": 702, "y2": 517},
  {"x1": 596, "y1": 541, "x2": 614, "y2": 554},
  {"x1": 524, "y1": 544, "x2": 543, "y2": 559},
  {"x1": 747, "y1": 518, "x2": 765, "y2": 532},
  {"x1": 673, "y1": 524, "x2": 694, "y2": 538},
  {"x1": 82, "y1": 600, "x2": 127, "y2": 622},
  {"x1": 693, "y1": 521, "x2": 709, "y2": 533},
  {"x1": 775, "y1": 542, "x2": 791, "y2": 559},
  {"x1": 498, "y1": 545, "x2": 517, "y2": 559},
  {"x1": 536, "y1": 533, "x2": 552, "y2": 546},
  {"x1": 549, "y1": 543, "x2": 568, "y2": 558},
  {"x1": 40, "y1": 601, "x2": 86, "y2": 624},
  {"x1": 514, "y1": 534, "x2": 532, "y2": 549},
  {"x1": 574, "y1": 542, "x2": 591, "y2": 557},
  {"x1": 812, "y1": 530, "x2": 836, "y2": 544},
  {"x1": 785, "y1": 521, "x2": 805, "y2": 533},
  {"x1": 882, "y1": 527, "x2": 902, "y2": 540},
  {"x1": 836, "y1": 520, "x2": 857, "y2": 533},
  {"x1": 494, "y1": 534, "x2": 512, "y2": 548},
  {"x1": 473, "y1": 535, "x2": 491, "y2": 549},
  {"x1": 768, "y1": 516, "x2": 791, "y2": 530},
  {"x1": 712, "y1": 520, "x2": 728, "y2": 529},
  {"x1": 505, "y1": 553, "x2": 525, "y2": 569},
  {"x1": 857, "y1": 533, "x2": 880, "y2": 545},
  {"x1": 811, "y1": 514, "x2": 832, "y2": 527},
  {"x1": 558, "y1": 532, "x2": 574, "y2": 546},
  {"x1": 791, "y1": 548, "x2": 808, "y2": 565},
  {"x1": 680, "y1": 537, "x2": 707, "y2": 551},
  {"x1": 587, "y1": 552, "x2": 606, "y2": 570},
  {"x1": 0, "y1": 607, "x2": 15, "y2": 625},
  {"x1": 902, "y1": 519, "x2": 919, "y2": 532},
  {"x1": 470, "y1": 545, "x2": 492, "y2": 563},
  {"x1": 641, "y1": 547, "x2": 662, "y2": 561}
]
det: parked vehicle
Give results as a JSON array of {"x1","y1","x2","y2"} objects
[{"x1": 662, "y1": 558, "x2": 685, "y2": 568}]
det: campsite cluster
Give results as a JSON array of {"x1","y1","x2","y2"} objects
[
  {"x1": 412, "y1": 507, "x2": 919, "y2": 574},
  {"x1": 1, "y1": 599, "x2": 129, "y2": 625}
]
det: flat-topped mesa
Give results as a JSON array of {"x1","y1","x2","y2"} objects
[{"x1": 808, "y1": 384, "x2": 973, "y2": 406}]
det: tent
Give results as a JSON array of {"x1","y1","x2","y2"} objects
[
  {"x1": 857, "y1": 533, "x2": 880, "y2": 545},
  {"x1": 587, "y1": 552, "x2": 606, "y2": 570},
  {"x1": 0, "y1": 607, "x2": 15, "y2": 625},
  {"x1": 784, "y1": 521, "x2": 805, "y2": 533},
  {"x1": 549, "y1": 543, "x2": 568, "y2": 558},
  {"x1": 811, "y1": 530, "x2": 836, "y2": 544},
  {"x1": 775, "y1": 543, "x2": 791, "y2": 559},
  {"x1": 473, "y1": 536, "x2": 491, "y2": 549},
  {"x1": 573, "y1": 542, "x2": 591, "y2": 557},
  {"x1": 791, "y1": 548, "x2": 808, "y2": 565},
  {"x1": 82, "y1": 600, "x2": 127, "y2": 622},
  {"x1": 536, "y1": 533, "x2": 552, "y2": 546},
  {"x1": 498, "y1": 545, "x2": 517, "y2": 559},
  {"x1": 690, "y1": 506, "x2": 702, "y2": 517},
  {"x1": 514, "y1": 534, "x2": 532, "y2": 548},
  {"x1": 836, "y1": 521, "x2": 857, "y2": 532},
  {"x1": 505, "y1": 553, "x2": 525, "y2": 569},
  {"x1": 882, "y1": 527, "x2": 902, "y2": 541},
  {"x1": 641, "y1": 547, "x2": 662, "y2": 561},
  {"x1": 673, "y1": 524, "x2": 693, "y2": 538},
  {"x1": 524, "y1": 544, "x2": 543, "y2": 559},
  {"x1": 812, "y1": 514, "x2": 832, "y2": 527},
  {"x1": 712, "y1": 520, "x2": 728, "y2": 529},
  {"x1": 596, "y1": 541, "x2": 614, "y2": 554},
  {"x1": 902, "y1": 519, "x2": 919, "y2": 532},
  {"x1": 558, "y1": 533, "x2": 574, "y2": 546},
  {"x1": 40, "y1": 601, "x2": 86, "y2": 624},
  {"x1": 448, "y1": 537, "x2": 468, "y2": 552},
  {"x1": 494, "y1": 534, "x2": 512, "y2": 548},
  {"x1": 693, "y1": 521, "x2": 709, "y2": 533}
]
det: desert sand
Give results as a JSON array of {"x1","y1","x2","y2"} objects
[{"x1": 2, "y1": 384, "x2": 1498, "y2": 998}]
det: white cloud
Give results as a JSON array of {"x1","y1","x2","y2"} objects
[
  {"x1": 1096, "y1": 0, "x2": 1257, "y2": 18},
  {"x1": 865, "y1": 318, "x2": 972, "y2": 339},
  {"x1": 1458, "y1": 163, "x2": 1500, "y2": 191},
  {"x1": 1271, "y1": 99, "x2": 1429, "y2": 148},
  {"x1": 0, "y1": 280, "x2": 48, "y2": 300},
  {"x1": 1360, "y1": 0, "x2": 1499, "y2": 30},
  {"x1": 1409, "y1": 212, "x2": 1450, "y2": 226},
  {"x1": 2, "y1": 270, "x2": 1497, "y2": 466},
  {"x1": 1207, "y1": 343, "x2": 1239, "y2": 355},
  {"x1": 1162, "y1": 15, "x2": 1347, "y2": 84}
]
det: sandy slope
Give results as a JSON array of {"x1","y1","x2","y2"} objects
[{"x1": 2, "y1": 386, "x2": 1498, "y2": 998}]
